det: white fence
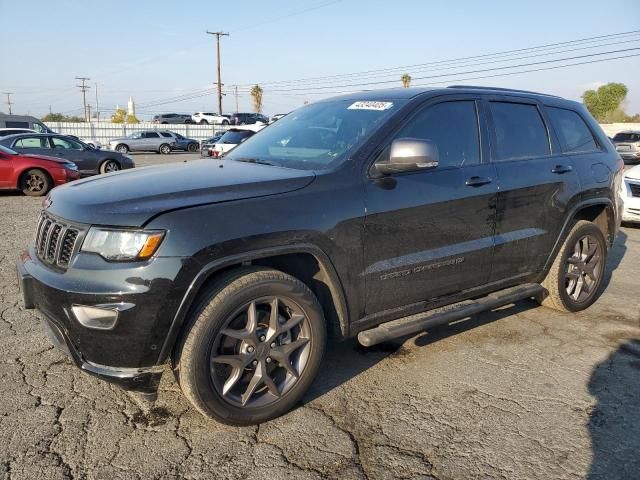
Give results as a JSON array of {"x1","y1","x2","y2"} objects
[
  {"x1": 44, "y1": 121, "x2": 640, "y2": 145},
  {"x1": 44, "y1": 122, "x2": 232, "y2": 143}
]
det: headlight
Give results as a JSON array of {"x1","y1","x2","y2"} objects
[{"x1": 81, "y1": 228, "x2": 165, "y2": 261}]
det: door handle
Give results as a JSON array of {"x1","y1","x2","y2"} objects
[
  {"x1": 551, "y1": 164, "x2": 573, "y2": 174},
  {"x1": 465, "y1": 176, "x2": 492, "y2": 187}
]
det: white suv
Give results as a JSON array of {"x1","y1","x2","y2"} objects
[{"x1": 191, "y1": 112, "x2": 230, "y2": 125}]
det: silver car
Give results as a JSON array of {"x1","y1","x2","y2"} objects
[
  {"x1": 108, "y1": 130, "x2": 177, "y2": 154},
  {"x1": 613, "y1": 130, "x2": 640, "y2": 164}
]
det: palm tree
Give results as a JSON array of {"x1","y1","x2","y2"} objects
[
  {"x1": 401, "y1": 73, "x2": 412, "y2": 88},
  {"x1": 250, "y1": 85, "x2": 264, "y2": 113}
]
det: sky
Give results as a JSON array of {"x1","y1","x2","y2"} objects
[{"x1": 1, "y1": 0, "x2": 639, "y2": 120}]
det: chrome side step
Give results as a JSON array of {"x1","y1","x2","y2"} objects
[{"x1": 357, "y1": 283, "x2": 545, "y2": 347}]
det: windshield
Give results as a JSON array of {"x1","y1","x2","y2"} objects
[
  {"x1": 613, "y1": 132, "x2": 640, "y2": 142},
  {"x1": 220, "y1": 130, "x2": 254, "y2": 144},
  {"x1": 0, "y1": 144, "x2": 18, "y2": 155},
  {"x1": 224, "y1": 98, "x2": 405, "y2": 170}
]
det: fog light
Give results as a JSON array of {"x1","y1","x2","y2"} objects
[{"x1": 71, "y1": 303, "x2": 134, "y2": 330}]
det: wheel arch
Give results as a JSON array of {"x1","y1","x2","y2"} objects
[
  {"x1": 157, "y1": 244, "x2": 350, "y2": 364},
  {"x1": 16, "y1": 166, "x2": 53, "y2": 190},
  {"x1": 539, "y1": 198, "x2": 616, "y2": 280}
]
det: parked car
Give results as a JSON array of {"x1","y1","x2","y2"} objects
[
  {"x1": 0, "y1": 144, "x2": 79, "y2": 196},
  {"x1": 200, "y1": 134, "x2": 223, "y2": 157},
  {"x1": 0, "y1": 133, "x2": 134, "y2": 175},
  {"x1": 17, "y1": 86, "x2": 622, "y2": 426},
  {"x1": 228, "y1": 112, "x2": 269, "y2": 125},
  {"x1": 209, "y1": 128, "x2": 257, "y2": 158},
  {"x1": 192, "y1": 112, "x2": 230, "y2": 125},
  {"x1": 152, "y1": 114, "x2": 194, "y2": 124},
  {"x1": 0, "y1": 114, "x2": 50, "y2": 133},
  {"x1": 621, "y1": 164, "x2": 640, "y2": 224},
  {"x1": 0, "y1": 125, "x2": 102, "y2": 149},
  {"x1": 270, "y1": 113, "x2": 287, "y2": 123},
  {"x1": 107, "y1": 131, "x2": 177, "y2": 154},
  {"x1": 156, "y1": 131, "x2": 199, "y2": 152},
  {"x1": 612, "y1": 130, "x2": 640, "y2": 164}
]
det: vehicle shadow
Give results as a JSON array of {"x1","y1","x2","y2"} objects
[
  {"x1": 599, "y1": 228, "x2": 628, "y2": 292},
  {"x1": 303, "y1": 301, "x2": 537, "y2": 403},
  {"x1": 587, "y1": 339, "x2": 640, "y2": 479}
]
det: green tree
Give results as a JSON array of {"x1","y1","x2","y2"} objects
[
  {"x1": 111, "y1": 108, "x2": 139, "y2": 124},
  {"x1": 582, "y1": 83, "x2": 628, "y2": 122},
  {"x1": 250, "y1": 85, "x2": 264, "y2": 113},
  {"x1": 41, "y1": 113, "x2": 85, "y2": 122},
  {"x1": 401, "y1": 73, "x2": 412, "y2": 88}
]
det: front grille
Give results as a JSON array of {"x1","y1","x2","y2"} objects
[
  {"x1": 629, "y1": 182, "x2": 640, "y2": 198},
  {"x1": 34, "y1": 213, "x2": 84, "y2": 269}
]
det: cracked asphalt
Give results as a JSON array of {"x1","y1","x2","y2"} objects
[{"x1": 1, "y1": 162, "x2": 639, "y2": 479}]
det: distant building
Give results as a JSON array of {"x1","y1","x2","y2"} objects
[{"x1": 127, "y1": 97, "x2": 136, "y2": 117}]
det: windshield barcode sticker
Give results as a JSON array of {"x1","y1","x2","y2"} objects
[{"x1": 348, "y1": 101, "x2": 393, "y2": 111}]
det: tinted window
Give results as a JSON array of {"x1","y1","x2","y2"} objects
[
  {"x1": 14, "y1": 137, "x2": 49, "y2": 149},
  {"x1": 220, "y1": 131, "x2": 254, "y2": 144},
  {"x1": 5, "y1": 121, "x2": 30, "y2": 129},
  {"x1": 490, "y1": 102, "x2": 550, "y2": 161},
  {"x1": 52, "y1": 137, "x2": 83, "y2": 150},
  {"x1": 546, "y1": 107, "x2": 598, "y2": 153},
  {"x1": 144, "y1": 132, "x2": 160, "y2": 138},
  {"x1": 613, "y1": 132, "x2": 640, "y2": 142},
  {"x1": 159, "y1": 132, "x2": 173, "y2": 138},
  {"x1": 395, "y1": 101, "x2": 480, "y2": 168}
]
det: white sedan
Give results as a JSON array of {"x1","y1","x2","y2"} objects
[
  {"x1": 621, "y1": 165, "x2": 640, "y2": 224},
  {"x1": 210, "y1": 125, "x2": 265, "y2": 158},
  {"x1": 192, "y1": 112, "x2": 230, "y2": 125}
]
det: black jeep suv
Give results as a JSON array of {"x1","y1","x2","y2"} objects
[{"x1": 17, "y1": 86, "x2": 623, "y2": 425}]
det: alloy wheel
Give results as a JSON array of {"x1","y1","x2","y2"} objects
[
  {"x1": 104, "y1": 160, "x2": 119, "y2": 173},
  {"x1": 210, "y1": 296, "x2": 312, "y2": 408},
  {"x1": 564, "y1": 234, "x2": 603, "y2": 303},
  {"x1": 26, "y1": 173, "x2": 45, "y2": 193}
]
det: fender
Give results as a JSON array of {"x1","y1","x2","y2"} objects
[
  {"x1": 156, "y1": 243, "x2": 350, "y2": 364},
  {"x1": 539, "y1": 197, "x2": 616, "y2": 280}
]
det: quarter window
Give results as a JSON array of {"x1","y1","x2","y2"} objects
[
  {"x1": 546, "y1": 107, "x2": 598, "y2": 153},
  {"x1": 51, "y1": 137, "x2": 82, "y2": 150},
  {"x1": 489, "y1": 102, "x2": 550, "y2": 161},
  {"x1": 143, "y1": 132, "x2": 160, "y2": 138},
  {"x1": 160, "y1": 132, "x2": 173, "y2": 138},
  {"x1": 394, "y1": 100, "x2": 480, "y2": 168}
]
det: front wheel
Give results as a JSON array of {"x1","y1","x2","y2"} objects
[
  {"x1": 100, "y1": 159, "x2": 120, "y2": 174},
  {"x1": 175, "y1": 268, "x2": 326, "y2": 425},
  {"x1": 199, "y1": 120, "x2": 209, "y2": 125},
  {"x1": 20, "y1": 169, "x2": 51, "y2": 196},
  {"x1": 221, "y1": 120, "x2": 229, "y2": 125},
  {"x1": 115, "y1": 144, "x2": 129, "y2": 154},
  {"x1": 159, "y1": 143, "x2": 171, "y2": 155},
  {"x1": 538, "y1": 220, "x2": 607, "y2": 312}
]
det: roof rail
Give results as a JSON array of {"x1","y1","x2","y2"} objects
[{"x1": 447, "y1": 85, "x2": 561, "y2": 98}]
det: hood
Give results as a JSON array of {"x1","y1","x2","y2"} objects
[
  {"x1": 625, "y1": 164, "x2": 640, "y2": 180},
  {"x1": 46, "y1": 159, "x2": 315, "y2": 226},
  {"x1": 23, "y1": 153, "x2": 69, "y2": 165}
]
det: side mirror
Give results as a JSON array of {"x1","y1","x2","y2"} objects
[{"x1": 374, "y1": 138, "x2": 439, "y2": 175}]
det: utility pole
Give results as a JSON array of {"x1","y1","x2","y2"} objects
[
  {"x1": 75, "y1": 77, "x2": 91, "y2": 121},
  {"x1": 234, "y1": 85, "x2": 239, "y2": 113},
  {"x1": 205, "y1": 31, "x2": 229, "y2": 115},
  {"x1": 95, "y1": 82, "x2": 100, "y2": 122},
  {"x1": 2, "y1": 92, "x2": 13, "y2": 114}
]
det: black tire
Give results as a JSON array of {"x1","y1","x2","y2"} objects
[
  {"x1": 222, "y1": 120, "x2": 229, "y2": 126},
  {"x1": 161, "y1": 122, "x2": 168, "y2": 124},
  {"x1": 159, "y1": 143, "x2": 171, "y2": 155},
  {"x1": 199, "y1": 120, "x2": 209, "y2": 125},
  {"x1": 99, "y1": 159, "x2": 120, "y2": 174},
  {"x1": 20, "y1": 169, "x2": 52, "y2": 196},
  {"x1": 187, "y1": 143, "x2": 198, "y2": 153},
  {"x1": 175, "y1": 267, "x2": 326, "y2": 425},
  {"x1": 115, "y1": 144, "x2": 129, "y2": 154},
  {"x1": 538, "y1": 220, "x2": 607, "y2": 312}
]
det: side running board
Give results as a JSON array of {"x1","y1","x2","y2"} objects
[{"x1": 357, "y1": 283, "x2": 545, "y2": 347}]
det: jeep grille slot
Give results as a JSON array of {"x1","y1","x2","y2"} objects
[{"x1": 34, "y1": 213, "x2": 83, "y2": 270}]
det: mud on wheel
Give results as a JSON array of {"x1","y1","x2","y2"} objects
[{"x1": 175, "y1": 267, "x2": 326, "y2": 425}]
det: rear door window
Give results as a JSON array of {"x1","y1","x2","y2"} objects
[
  {"x1": 159, "y1": 132, "x2": 173, "y2": 138},
  {"x1": 144, "y1": 132, "x2": 160, "y2": 138},
  {"x1": 489, "y1": 102, "x2": 550, "y2": 161},
  {"x1": 14, "y1": 136, "x2": 49, "y2": 149},
  {"x1": 546, "y1": 107, "x2": 599, "y2": 153}
]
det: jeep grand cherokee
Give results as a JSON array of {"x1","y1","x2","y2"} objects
[{"x1": 17, "y1": 86, "x2": 623, "y2": 425}]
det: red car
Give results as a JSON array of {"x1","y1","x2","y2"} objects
[{"x1": 0, "y1": 144, "x2": 80, "y2": 196}]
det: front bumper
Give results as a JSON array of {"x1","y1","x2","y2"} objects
[
  {"x1": 16, "y1": 247, "x2": 192, "y2": 394},
  {"x1": 621, "y1": 178, "x2": 640, "y2": 223}
]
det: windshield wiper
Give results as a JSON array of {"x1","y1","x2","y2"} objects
[{"x1": 233, "y1": 157, "x2": 277, "y2": 166}]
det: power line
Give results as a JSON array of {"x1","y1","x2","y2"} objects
[
  {"x1": 2, "y1": 92, "x2": 13, "y2": 114},
  {"x1": 75, "y1": 77, "x2": 91, "y2": 121},
  {"x1": 206, "y1": 31, "x2": 229, "y2": 115}
]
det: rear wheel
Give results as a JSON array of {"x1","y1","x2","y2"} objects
[
  {"x1": 199, "y1": 120, "x2": 209, "y2": 125},
  {"x1": 159, "y1": 143, "x2": 171, "y2": 155},
  {"x1": 222, "y1": 120, "x2": 229, "y2": 126},
  {"x1": 20, "y1": 169, "x2": 51, "y2": 196},
  {"x1": 115, "y1": 144, "x2": 129, "y2": 154},
  {"x1": 175, "y1": 268, "x2": 326, "y2": 425},
  {"x1": 99, "y1": 159, "x2": 120, "y2": 174},
  {"x1": 187, "y1": 143, "x2": 198, "y2": 153},
  {"x1": 538, "y1": 220, "x2": 607, "y2": 312}
]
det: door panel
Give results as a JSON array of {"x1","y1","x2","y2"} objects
[{"x1": 0, "y1": 157, "x2": 13, "y2": 187}]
